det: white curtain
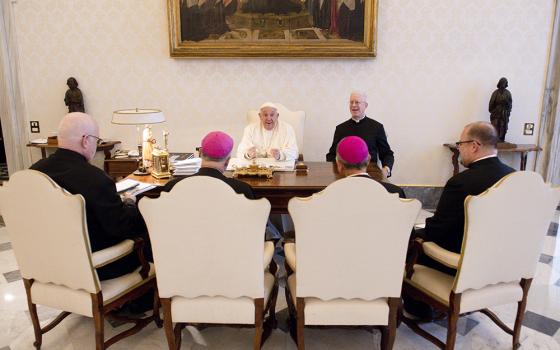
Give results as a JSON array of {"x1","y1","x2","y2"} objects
[
  {"x1": 537, "y1": 0, "x2": 560, "y2": 186},
  {"x1": 0, "y1": 0, "x2": 30, "y2": 174}
]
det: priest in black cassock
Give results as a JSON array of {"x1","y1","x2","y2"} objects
[{"x1": 326, "y1": 91, "x2": 395, "y2": 178}]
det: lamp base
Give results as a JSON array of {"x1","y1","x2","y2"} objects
[{"x1": 133, "y1": 169, "x2": 151, "y2": 176}]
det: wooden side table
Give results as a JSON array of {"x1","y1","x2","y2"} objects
[
  {"x1": 104, "y1": 157, "x2": 139, "y2": 180},
  {"x1": 443, "y1": 143, "x2": 541, "y2": 175},
  {"x1": 27, "y1": 141, "x2": 121, "y2": 160}
]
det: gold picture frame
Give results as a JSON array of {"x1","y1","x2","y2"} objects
[{"x1": 167, "y1": 0, "x2": 377, "y2": 58}]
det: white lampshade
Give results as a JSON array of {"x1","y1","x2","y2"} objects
[{"x1": 111, "y1": 109, "x2": 165, "y2": 125}]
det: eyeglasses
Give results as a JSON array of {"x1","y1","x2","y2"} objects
[
  {"x1": 455, "y1": 140, "x2": 480, "y2": 147},
  {"x1": 83, "y1": 134, "x2": 104, "y2": 146}
]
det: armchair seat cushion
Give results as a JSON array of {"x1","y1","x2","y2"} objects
[
  {"x1": 101, "y1": 263, "x2": 155, "y2": 304},
  {"x1": 287, "y1": 274, "x2": 389, "y2": 326},
  {"x1": 31, "y1": 263, "x2": 155, "y2": 317},
  {"x1": 31, "y1": 282, "x2": 93, "y2": 317},
  {"x1": 406, "y1": 264, "x2": 523, "y2": 313},
  {"x1": 170, "y1": 272, "x2": 275, "y2": 324}
]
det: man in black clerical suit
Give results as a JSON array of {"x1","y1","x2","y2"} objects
[
  {"x1": 420, "y1": 121, "x2": 515, "y2": 256},
  {"x1": 405, "y1": 122, "x2": 514, "y2": 320},
  {"x1": 163, "y1": 131, "x2": 253, "y2": 198},
  {"x1": 162, "y1": 131, "x2": 279, "y2": 240},
  {"x1": 327, "y1": 91, "x2": 395, "y2": 178},
  {"x1": 30, "y1": 113, "x2": 148, "y2": 281},
  {"x1": 335, "y1": 135, "x2": 405, "y2": 198}
]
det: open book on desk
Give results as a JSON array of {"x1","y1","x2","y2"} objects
[
  {"x1": 116, "y1": 179, "x2": 158, "y2": 196},
  {"x1": 226, "y1": 158, "x2": 295, "y2": 172}
]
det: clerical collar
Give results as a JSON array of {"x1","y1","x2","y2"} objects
[
  {"x1": 347, "y1": 172, "x2": 369, "y2": 178},
  {"x1": 472, "y1": 154, "x2": 497, "y2": 164},
  {"x1": 351, "y1": 115, "x2": 366, "y2": 123}
]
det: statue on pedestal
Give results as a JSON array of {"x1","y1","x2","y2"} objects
[
  {"x1": 489, "y1": 77, "x2": 512, "y2": 143},
  {"x1": 64, "y1": 77, "x2": 85, "y2": 113}
]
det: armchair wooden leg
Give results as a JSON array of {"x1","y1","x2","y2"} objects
[
  {"x1": 296, "y1": 297, "x2": 305, "y2": 350},
  {"x1": 445, "y1": 292, "x2": 461, "y2": 350},
  {"x1": 23, "y1": 279, "x2": 42, "y2": 349},
  {"x1": 285, "y1": 285, "x2": 297, "y2": 344},
  {"x1": 91, "y1": 292, "x2": 105, "y2": 350},
  {"x1": 161, "y1": 298, "x2": 179, "y2": 350},
  {"x1": 513, "y1": 278, "x2": 532, "y2": 350},
  {"x1": 381, "y1": 297, "x2": 400, "y2": 350},
  {"x1": 267, "y1": 283, "x2": 279, "y2": 329},
  {"x1": 153, "y1": 285, "x2": 163, "y2": 328},
  {"x1": 253, "y1": 298, "x2": 264, "y2": 350}
]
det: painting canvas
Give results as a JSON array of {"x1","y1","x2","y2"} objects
[{"x1": 167, "y1": 0, "x2": 377, "y2": 57}]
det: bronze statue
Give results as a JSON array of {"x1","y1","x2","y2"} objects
[
  {"x1": 489, "y1": 77, "x2": 512, "y2": 142},
  {"x1": 64, "y1": 77, "x2": 85, "y2": 113}
]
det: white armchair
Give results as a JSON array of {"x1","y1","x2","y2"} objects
[
  {"x1": 0, "y1": 170, "x2": 160, "y2": 350},
  {"x1": 403, "y1": 171, "x2": 560, "y2": 350},
  {"x1": 247, "y1": 102, "x2": 306, "y2": 160},
  {"x1": 138, "y1": 176, "x2": 278, "y2": 350},
  {"x1": 286, "y1": 177, "x2": 421, "y2": 350}
]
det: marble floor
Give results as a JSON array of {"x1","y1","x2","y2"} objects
[{"x1": 1, "y1": 209, "x2": 559, "y2": 350}]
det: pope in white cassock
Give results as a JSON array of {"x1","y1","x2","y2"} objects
[{"x1": 237, "y1": 102, "x2": 299, "y2": 161}]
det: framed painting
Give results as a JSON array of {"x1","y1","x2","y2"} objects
[{"x1": 167, "y1": 0, "x2": 378, "y2": 57}]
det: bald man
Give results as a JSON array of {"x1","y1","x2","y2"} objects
[
  {"x1": 327, "y1": 91, "x2": 394, "y2": 178},
  {"x1": 421, "y1": 121, "x2": 515, "y2": 256},
  {"x1": 405, "y1": 122, "x2": 515, "y2": 320},
  {"x1": 30, "y1": 112, "x2": 147, "y2": 281}
]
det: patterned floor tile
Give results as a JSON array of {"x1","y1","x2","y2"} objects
[
  {"x1": 3, "y1": 270, "x2": 21, "y2": 283},
  {"x1": 522, "y1": 311, "x2": 560, "y2": 336},
  {"x1": 434, "y1": 316, "x2": 480, "y2": 336},
  {"x1": 540, "y1": 254, "x2": 554, "y2": 265},
  {"x1": 0, "y1": 242, "x2": 11, "y2": 252},
  {"x1": 549, "y1": 222, "x2": 559, "y2": 237}
]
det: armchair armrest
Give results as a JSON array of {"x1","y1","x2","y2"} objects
[
  {"x1": 422, "y1": 242, "x2": 460, "y2": 269},
  {"x1": 264, "y1": 241, "x2": 275, "y2": 270},
  {"x1": 284, "y1": 242, "x2": 296, "y2": 272},
  {"x1": 92, "y1": 239, "x2": 135, "y2": 268}
]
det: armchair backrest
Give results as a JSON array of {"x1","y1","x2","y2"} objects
[
  {"x1": 139, "y1": 176, "x2": 271, "y2": 299},
  {"x1": 0, "y1": 170, "x2": 99, "y2": 293},
  {"x1": 247, "y1": 103, "x2": 306, "y2": 155},
  {"x1": 289, "y1": 177, "x2": 421, "y2": 301},
  {"x1": 454, "y1": 171, "x2": 560, "y2": 293}
]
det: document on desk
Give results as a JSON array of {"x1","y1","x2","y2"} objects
[
  {"x1": 116, "y1": 179, "x2": 157, "y2": 196},
  {"x1": 226, "y1": 158, "x2": 295, "y2": 172},
  {"x1": 414, "y1": 209, "x2": 434, "y2": 228},
  {"x1": 116, "y1": 179, "x2": 139, "y2": 193}
]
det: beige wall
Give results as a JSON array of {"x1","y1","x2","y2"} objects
[{"x1": 12, "y1": 0, "x2": 555, "y2": 184}]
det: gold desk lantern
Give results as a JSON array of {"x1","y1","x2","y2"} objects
[{"x1": 151, "y1": 131, "x2": 171, "y2": 179}]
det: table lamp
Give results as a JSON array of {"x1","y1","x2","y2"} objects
[{"x1": 111, "y1": 108, "x2": 165, "y2": 175}]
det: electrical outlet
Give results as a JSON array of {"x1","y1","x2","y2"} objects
[
  {"x1": 30, "y1": 121, "x2": 40, "y2": 133},
  {"x1": 523, "y1": 123, "x2": 534, "y2": 136}
]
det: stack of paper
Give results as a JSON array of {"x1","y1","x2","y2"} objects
[
  {"x1": 172, "y1": 157, "x2": 202, "y2": 176},
  {"x1": 226, "y1": 158, "x2": 295, "y2": 172}
]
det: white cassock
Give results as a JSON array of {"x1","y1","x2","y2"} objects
[{"x1": 237, "y1": 120, "x2": 299, "y2": 161}]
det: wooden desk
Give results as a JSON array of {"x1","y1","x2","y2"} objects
[
  {"x1": 443, "y1": 143, "x2": 541, "y2": 175},
  {"x1": 27, "y1": 141, "x2": 121, "y2": 159},
  {"x1": 128, "y1": 162, "x2": 383, "y2": 214},
  {"x1": 104, "y1": 157, "x2": 139, "y2": 179}
]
